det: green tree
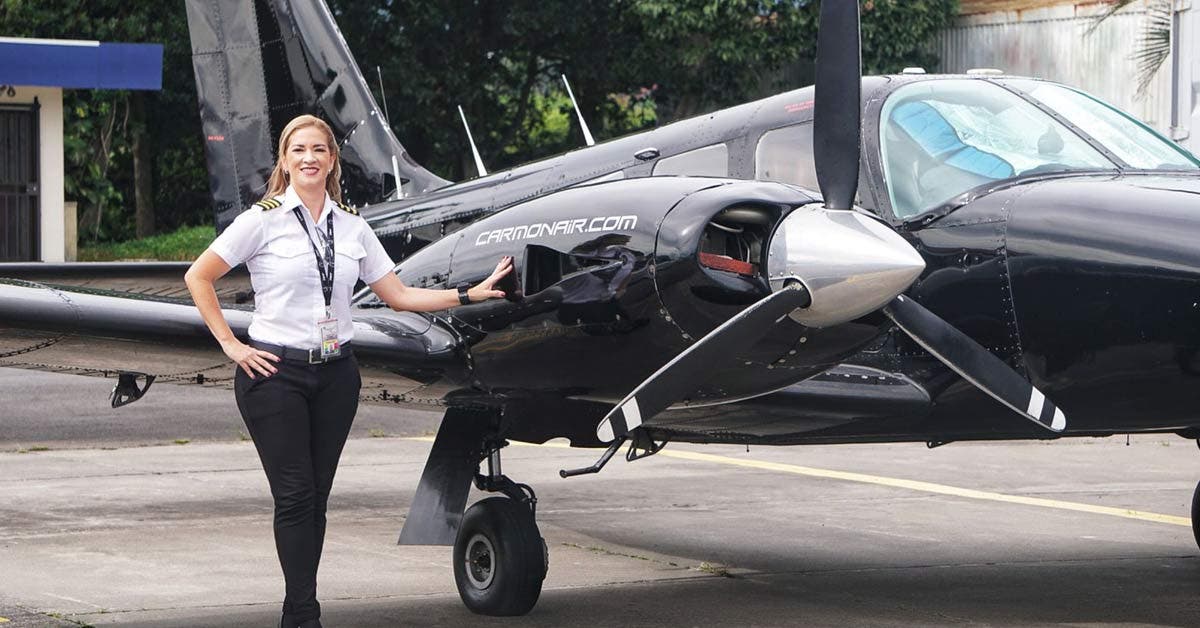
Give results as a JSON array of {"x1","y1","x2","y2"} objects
[
  {"x1": 334, "y1": 0, "x2": 956, "y2": 181},
  {"x1": 1, "y1": 0, "x2": 955, "y2": 244}
]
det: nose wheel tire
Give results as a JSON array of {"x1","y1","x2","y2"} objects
[{"x1": 453, "y1": 496, "x2": 547, "y2": 616}]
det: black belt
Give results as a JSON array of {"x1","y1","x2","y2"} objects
[{"x1": 250, "y1": 340, "x2": 353, "y2": 365}]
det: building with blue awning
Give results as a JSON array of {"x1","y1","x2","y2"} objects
[{"x1": 0, "y1": 37, "x2": 162, "y2": 262}]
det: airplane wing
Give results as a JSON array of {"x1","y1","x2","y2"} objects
[{"x1": 0, "y1": 278, "x2": 466, "y2": 407}]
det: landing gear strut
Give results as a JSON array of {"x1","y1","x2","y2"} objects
[{"x1": 453, "y1": 440, "x2": 548, "y2": 616}]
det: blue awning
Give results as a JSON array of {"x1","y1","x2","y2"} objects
[{"x1": 0, "y1": 37, "x2": 163, "y2": 90}]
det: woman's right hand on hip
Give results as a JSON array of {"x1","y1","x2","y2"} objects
[{"x1": 221, "y1": 339, "x2": 280, "y2": 379}]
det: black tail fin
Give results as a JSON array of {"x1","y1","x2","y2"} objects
[{"x1": 185, "y1": 0, "x2": 450, "y2": 231}]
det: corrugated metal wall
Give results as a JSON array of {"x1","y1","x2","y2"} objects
[{"x1": 936, "y1": 1, "x2": 1173, "y2": 133}]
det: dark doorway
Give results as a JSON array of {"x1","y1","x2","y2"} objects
[{"x1": 0, "y1": 101, "x2": 40, "y2": 262}]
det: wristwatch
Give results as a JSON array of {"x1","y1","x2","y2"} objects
[{"x1": 457, "y1": 285, "x2": 472, "y2": 305}]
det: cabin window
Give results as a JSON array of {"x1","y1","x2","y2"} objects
[
  {"x1": 652, "y1": 144, "x2": 729, "y2": 177},
  {"x1": 755, "y1": 124, "x2": 819, "y2": 190}
]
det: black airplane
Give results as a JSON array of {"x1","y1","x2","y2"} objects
[{"x1": 4, "y1": 0, "x2": 1200, "y2": 617}]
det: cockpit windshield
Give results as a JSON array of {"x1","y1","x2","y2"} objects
[
  {"x1": 880, "y1": 80, "x2": 1115, "y2": 219},
  {"x1": 1004, "y1": 79, "x2": 1200, "y2": 172}
]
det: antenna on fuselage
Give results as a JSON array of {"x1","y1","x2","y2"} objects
[
  {"x1": 561, "y1": 74, "x2": 595, "y2": 147},
  {"x1": 375, "y1": 65, "x2": 390, "y2": 122},
  {"x1": 391, "y1": 155, "x2": 404, "y2": 199},
  {"x1": 376, "y1": 65, "x2": 403, "y2": 199},
  {"x1": 457, "y1": 105, "x2": 488, "y2": 177}
]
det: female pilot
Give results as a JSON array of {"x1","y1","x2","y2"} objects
[{"x1": 185, "y1": 114, "x2": 511, "y2": 628}]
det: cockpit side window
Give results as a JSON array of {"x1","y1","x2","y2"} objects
[
  {"x1": 880, "y1": 80, "x2": 1115, "y2": 219},
  {"x1": 652, "y1": 144, "x2": 729, "y2": 177},
  {"x1": 754, "y1": 124, "x2": 819, "y2": 191}
]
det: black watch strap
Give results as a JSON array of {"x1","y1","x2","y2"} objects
[{"x1": 457, "y1": 285, "x2": 471, "y2": 305}]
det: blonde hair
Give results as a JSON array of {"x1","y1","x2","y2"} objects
[{"x1": 263, "y1": 114, "x2": 342, "y2": 202}]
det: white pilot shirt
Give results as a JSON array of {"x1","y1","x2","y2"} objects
[{"x1": 209, "y1": 185, "x2": 395, "y2": 348}]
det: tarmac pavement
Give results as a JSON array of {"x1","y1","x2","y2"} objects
[{"x1": 3, "y1": 368, "x2": 1200, "y2": 627}]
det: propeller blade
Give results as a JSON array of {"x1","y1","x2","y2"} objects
[
  {"x1": 883, "y1": 295, "x2": 1066, "y2": 433},
  {"x1": 596, "y1": 284, "x2": 812, "y2": 442},
  {"x1": 812, "y1": 0, "x2": 862, "y2": 210}
]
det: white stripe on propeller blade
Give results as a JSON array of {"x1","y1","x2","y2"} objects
[{"x1": 1027, "y1": 388, "x2": 1045, "y2": 421}]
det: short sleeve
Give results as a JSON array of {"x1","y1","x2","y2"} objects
[
  {"x1": 359, "y1": 225, "x2": 396, "y2": 284},
  {"x1": 209, "y1": 209, "x2": 264, "y2": 267}
]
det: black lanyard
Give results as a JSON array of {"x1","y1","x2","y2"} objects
[{"x1": 291, "y1": 207, "x2": 335, "y2": 310}]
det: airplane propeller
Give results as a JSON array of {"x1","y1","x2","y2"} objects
[
  {"x1": 812, "y1": 0, "x2": 861, "y2": 211},
  {"x1": 883, "y1": 295, "x2": 1065, "y2": 431},
  {"x1": 596, "y1": 284, "x2": 812, "y2": 442},
  {"x1": 594, "y1": 0, "x2": 1065, "y2": 445}
]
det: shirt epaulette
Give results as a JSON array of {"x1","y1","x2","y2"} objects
[
  {"x1": 336, "y1": 201, "x2": 360, "y2": 216},
  {"x1": 253, "y1": 197, "x2": 283, "y2": 211}
]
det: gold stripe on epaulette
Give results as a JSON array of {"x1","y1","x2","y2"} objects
[
  {"x1": 336, "y1": 201, "x2": 359, "y2": 216},
  {"x1": 253, "y1": 197, "x2": 282, "y2": 211}
]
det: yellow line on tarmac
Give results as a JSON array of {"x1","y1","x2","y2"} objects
[
  {"x1": 405, "y1": 437, "x2": 1192, "y2": 527},
  {"x1": 653, "y1": 448, "x2": 1192, "y2": 528},
  {"x1": 0, "y1": 617, "x2": 10, "y2": 623}
]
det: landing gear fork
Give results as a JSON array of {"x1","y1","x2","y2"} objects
[{"x1": 475, "y1": 439, "x2": 538, "y2": 516}]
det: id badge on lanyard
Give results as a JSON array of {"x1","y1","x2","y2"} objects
[
  {"x1": 294, "y1": 207, "x2": 341, "y2": 359},
  {"x1": 318, "y1": 307, "x2": 340, "y2": 359}
]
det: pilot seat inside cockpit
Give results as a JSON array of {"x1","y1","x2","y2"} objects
[{"x1": 884, "y1": 100, "x2": 1014, "y2": 218}]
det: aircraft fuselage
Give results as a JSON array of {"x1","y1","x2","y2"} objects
[{"x1": 351, "y1": 75, "x2": 1200, "y2": 447}]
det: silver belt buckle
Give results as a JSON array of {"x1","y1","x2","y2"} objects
[{"x1": 307, "y1": 348, "x2": 323, "y2": 364}]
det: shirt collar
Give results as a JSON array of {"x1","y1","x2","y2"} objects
[{"x1": 282, "y1": 185, "x2": 337, "y2": 225}]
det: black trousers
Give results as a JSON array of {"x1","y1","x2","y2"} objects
[{"x1": 234, "y1": 355, "x2": 361, "y2": 624}]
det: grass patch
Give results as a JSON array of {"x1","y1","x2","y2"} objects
[
  {"x1": 79, "y1": 225, "x2": 215, "y2": 261},
  {"x1": 172, "y1": 439, "x2": 191, "y2": 445},
  {"x1": 367, "y1": 428, "x2": 388, "y2": 438},
  {"x1": 697, "y1": 561, "x2": 732, "y2": 578},
  {"x1": 561, "y1": 542, "x2": 665, "y2": 565}
]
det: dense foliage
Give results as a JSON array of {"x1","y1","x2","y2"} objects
[{"x1": 1, "y1": 0, "x2": 956, "y2": 245}]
